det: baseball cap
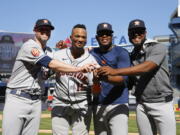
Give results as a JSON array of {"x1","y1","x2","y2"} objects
[
  {"x1": 34, "y1": 19, "x2": 54, "y2": 30},
  {"x1": 128, "y1": 19, "x2": 146, "y2": 30},
  {"x1": 97, "y1": 22, "x2": 113, "y2": 34}
]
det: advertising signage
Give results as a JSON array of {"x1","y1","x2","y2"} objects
[
  {"x1": 0, "y1": 32, "x2": 34, "y2": 74},
  {"x1": 89, "y1": 35, "x2": 127, "y2": 46}
]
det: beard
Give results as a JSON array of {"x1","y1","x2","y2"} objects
[
  {"x1": 99, "y1": 42, "x2": 112, "y2": 52},
  {"x1": 130, "y1": 38, "x2": 146, "y2": 48},
  {"x1": 41, "y1": 40, "x2": 47, "y2": 45},
  {"x1": 39, "y1": 38, "x2": 48, "y2": 45},
  {"x1": 70, "y1": 45, "x2": 85, "y2": 57}
]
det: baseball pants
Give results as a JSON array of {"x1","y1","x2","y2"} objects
[
  {"x1": 2, "y1": 91, "x2": 42, "y2": 135},
  {"x1": 136, "y1": 101, "x2": 176, "y2": 135},
  {"x1": 93, "y1": 104, "x2": 129, "y2": 135},
  {"x1": 51, "y1": 106, "x2": 92, "y2": 135}
]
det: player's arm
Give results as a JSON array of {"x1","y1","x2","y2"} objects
[
  {"x1": 97, "y1": 61, "x2": 157, "y2": 76},
  {"x1": 48, "y1": 59, "x2": 94, "y2": 72},
  {"x1": 98, "y1": 44, "x2": 166, "y2": 76},
  {"x1": 37, "y1": 56, "x2": 94, "y2": 73},
  {"x1": 55, "y1": 40, "x2": 68, "y2": 49},
  {"x1": 100, "y1": 75, "x2": 125, "y2": 85},
  {"x1": 94, "y1": 68, "x2": 124, "y2": 85}
]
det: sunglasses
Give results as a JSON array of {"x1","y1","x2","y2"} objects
[
  {"x1": 36, "y1": 27, "x2": 51, "y2": 32},
  {"x1": 97, "y1": 31, "x2": 112, "y2": 37},
  {"x1": 128, "y1": 29, "x2": 145, "y2": 39}
]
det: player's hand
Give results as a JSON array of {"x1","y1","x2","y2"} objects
[
  {"x1": 56, "y1": 40, "x2": 67, "y2": 49},
  {"x1": 93, "y1": 69, "x2": 100, "y2": 82},
  {"x1": 79, "y1": 63, "x2": 99, "y2": 73},
  {"x1": 97, "y1": 66, "x2": 117, "y2": 76},
  {"x1": 41, "y1": 67, "x2": 50, "y2": 79}
]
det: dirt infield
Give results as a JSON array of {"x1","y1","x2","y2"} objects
[
  {"x1": 38, "y1": 130, "x2": 139, "y2": 135},
  {"x1": 0, "y1": 128, "x2": 139, "y2": 135},
  {"x1": 40, "y1": 113, "x2": 180, "y2": 118}
]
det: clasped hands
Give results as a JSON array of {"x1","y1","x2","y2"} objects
[{"x1": 81, "y1": 64, "x2": 116, "y2": 75}]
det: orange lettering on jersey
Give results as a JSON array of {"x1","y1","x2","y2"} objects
[{"x1": 31, "y1": 48, "x2": 40, "y2": 57}]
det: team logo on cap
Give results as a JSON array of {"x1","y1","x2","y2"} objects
[
  {"x1": 43, "y1": 19, "x2": 48, "y2": 24},
  {"x1": 31, "y1": 48, "x2": 40, "y2": 57},
  {"x1": 134, "y1": 21, "x2": 140, "y2": 26},
  {"x1": 103, "y1": 24, "x2": 108, "y2": 28}
]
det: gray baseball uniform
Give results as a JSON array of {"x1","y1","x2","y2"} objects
[
  {"x1": 2, "y1": 39, "x2": 53, "y2": 135},
  {"x1": 51, "y1": 48, "x2": 98, "y2": 135},
  {"x1": 131, "y1": 39, "x2": 176, "y2": 135}
]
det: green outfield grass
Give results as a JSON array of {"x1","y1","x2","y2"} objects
[
  {"x1": 38, "y1": 134, "x2": 51, "y2": 135},
  {"x1": 0, "y1": 111, "x2": 179, "y2": 135},
  {"x1": 38, "y1": 111, "x2": 180, "y2": 135}
]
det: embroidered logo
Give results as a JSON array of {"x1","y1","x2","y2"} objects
[
  {"x1": 103, "y1": 24, "x2": 108, "y2": 28},
  {"x1": 134, "y1": 21, "x2": 140, "y2": 26},
  {"x1": 43, "y1": 19, "x2": 48, "y2": 24},
  {"x1": 31, "y1": 48, "x2": 40, "y2": 57}
]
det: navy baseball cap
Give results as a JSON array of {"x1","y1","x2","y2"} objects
[
  {"x1": 34, "y1": 19, "x2": 54, "y2": 30},
  {"x1": 128, "y1": 19, "x2": 146, "y2": 30},
  {"x1": 97, "y1": 22, "x2": 114, "y2": 34}
]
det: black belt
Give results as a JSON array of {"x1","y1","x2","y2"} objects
[
  {"x1": 164, "y1": 94, "x2": 173, "y2": 102},
  {"x1": 137, "y1": 94, "x2": 173, "y2": 103},
  {"x1": 10, "y1": 90, "x2": 41, "y2": 100}
]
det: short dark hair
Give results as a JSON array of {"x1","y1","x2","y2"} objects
[{"x1": 73, "y1": 24, "x2": 86, "y2": 30}]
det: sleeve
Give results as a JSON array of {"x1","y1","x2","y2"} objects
[
  {"x1": 18, "y1": 42, "x2": 52, "y2": 67},
  {"x1": 146, "y1": 43, "x2": 167, "y2": 66}
]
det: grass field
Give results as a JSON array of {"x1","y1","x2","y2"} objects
[
  {"x1": 0, "y1": 111, "x2": 179, "y2": 135},
  {"x1": 39, "y1": 111, "x2": 180, "y2": 135}
]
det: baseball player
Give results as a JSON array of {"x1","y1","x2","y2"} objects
[
  {"x1": 2, "y1": 19, "x2": 94, "y2": 135},
  {"x1": 97, "y1": 19, "x2": 176, "y2": 135},
  {"x1": 51, "y1": 24, "x2": 99, "y2": 135},
  {"x1": 90, "y1": 22, "x2": 131, "y2": 135}
]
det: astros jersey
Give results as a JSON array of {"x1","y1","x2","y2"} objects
[
  {"x1": 90, "y1": 45, "x2": 131, "y2": 104},
  {"x1": 52, "y1": 48, "x2": 98, "y2": 110},
  {"x1": 7, "y1": 39, "x2": 51, "y2": 95}
]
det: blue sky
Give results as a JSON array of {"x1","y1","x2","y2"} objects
[{"x1": 0, "y1": 0, "x2": 177, "y2": 47}]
